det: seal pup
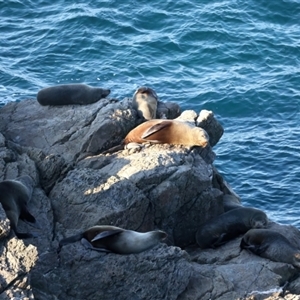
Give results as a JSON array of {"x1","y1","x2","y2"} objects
[
  {"x1": 103, "y1": 119, "x2": 209, "y2": 154},
  {"x1": 195, "y1": 207, "x2": 268, "y2": 249},
  {"x1": 37, "y1": 84, "x2": 111, "y2": 106},
  {"x1": 240, "y1": 229, "x2": 300, "y2": 268},
  {"x1": 132, "y1": 86, "x2": 158, "y2": 120},
  {"x1": 0, "y1": 175, "x2": 36, "y2": 239},
  {"x1": 58, "y1": 225, "x2": 167, "y2": 254}
]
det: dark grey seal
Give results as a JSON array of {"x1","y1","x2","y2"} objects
[
  {"x1": 37, "y1": 84, "x2": 110, "y2": 106},
  {"x1": 241, "y1": 228, "x2": 300, "y2": 268},
  {"x1": 195, "y1": 207, "x2": 268, "y2": 249},
  {"x1": 0, "y1": 175, "x2": 36, "y2": 239}
]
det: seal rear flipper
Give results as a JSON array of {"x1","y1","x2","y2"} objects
[
  {"x1": 91, "y1": 229, "x2": 123, "y2": 242},
  {"x1": 141, "y1": 121, "x2": 172, "y2": 139},
  {"x1": 59, "y1": 233, "x2": 84, "y2": 247},
  {"x1": 81, "y1": 238, "x2": 112, "y2": 252}
]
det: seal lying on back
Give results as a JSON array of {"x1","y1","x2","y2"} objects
[
  {"x1": 58, "y1": 225, "x2": 167, "y2": 254},
  {"x1": 132, "y1": 86, "x2": 158, "y2": 120},
  {"x1": 37, "y1": 84, "x2": 111, "y2": 106},
  {"x1": 103, "y1": 119, "x2": 209, "y2": 154},
  {"x1": 195, "y1": 207, "x2": 268, "y2": 249},
  {"x1": 241, "y1": 229, "x2": 300, "y2": 268},
  {"x1": 0, "y1": 175, "x2": 36, "y2": 239}
]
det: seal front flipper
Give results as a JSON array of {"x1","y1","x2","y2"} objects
[
  {"x1": 59, "y1": 233, "x2": 84, "y2": 247},
  {"x1": 14, "y1": 231, "x2": 35, "y2": 239},
  {"x1": 211, "y1": 233, "x2": 229, "y2": 248},
  {"x1": 249, "y1": 244, "x2": 269, "y2": 255},
  {"x1": 91, "y1": 229, "x2": 124, "y2": 242},
  {"x1": 240, "y1": 238, "x2": 269, "y2": 255},
  {"x1": 81, "y1": 238, "x2": 112, "y2": 252},
  {"x1": 19, "y1": 205, "x2": 36, "y2": 223},
  {"x1": 141, "y1": 121, "x2": 172, "y2": 139}
]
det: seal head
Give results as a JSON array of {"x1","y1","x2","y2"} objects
[{"x1": 132, "y1": 86, "x2": 158, "y2": 120}]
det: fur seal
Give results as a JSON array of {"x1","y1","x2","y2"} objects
[
  {"x1": 132, "y1": 86, "x2": 158, "y2": 120},
  {"x1": 0, "y1": 175, "x2": 36, "y2": 239},
  {"x1": 58, "y1": 225, "x2": 167, "y2": 254},
  {"x1": 223, "y1": 194, "x2": 242, "y2": 212},
  {"x1": 195, "y1": 207, "x2": 268, "y2": 249},
  {"x1": 240, "y1": 229, "x2": 300, "y2": 268},
  {"x1": 37, "y1": 84, "x2": 110, "y2": 106},
  {"x1": 103, "y1": 119, "x2": 209, "y2": 154}
]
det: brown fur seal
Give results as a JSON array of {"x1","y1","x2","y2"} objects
[
  {"x1": 103, "y1": 119, "x2": 209, "y2": 154},
  {"x1": 58, "y1": 225, "x2": 167, "y2": 254},
  {"x1": 195, "y1": 207, "x2": 268, "y2": 249},
  {"x1": 240, "y1": 229, "x2": 300, "y2": 268},
  {"x1": 37, "y1": 84, "x2": 110, "y2": 106},
  {"x1": 0, "y1": 175, "x2": 36, "y2": 239},
  {"x1": 132, "y1": 86, "x2": 158, "y2": 120}
]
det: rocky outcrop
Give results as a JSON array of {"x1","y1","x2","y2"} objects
[{"x1": 0, "y1": 97, "x2": 299, "y2": 299}]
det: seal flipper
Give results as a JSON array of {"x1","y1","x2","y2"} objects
[
  {"x1": 19, "y1": 205, "x2": 36, "y2": 223},
  {"x1": 240, "y1": 238, "x2": 269, "y2": 255},
  {"x1": 59, "y1": 233, "x2": 84, "y2": 247},
  {"x1": 248, "y1": 244, "x2": 269, "y2": 255},
  {"x1": 81, "y1": 238, "x2": 112, "y2": 252},
  {"x1": 141, "y1": 121, "x2": 172, "y2": 139},
  {"x1": 212, "y1": 231, "x2": 238, "y2": 248},
  {"x1": 14, "y1": 231, "x2": 35, "y2": 239},
  {"x1": 91, "y1": 229, "x2": 123, "y2": 242}
]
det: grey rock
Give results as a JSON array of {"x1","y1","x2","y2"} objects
[
  {"x1": 196, "y1": 110, "x2": 224, "y2": 147},
  {"x1": 31, "y1": 245, "x2": 192, "y2": 300},
  {"x1": 156, "y1": 101, "x2": 181, "y2": 119}
]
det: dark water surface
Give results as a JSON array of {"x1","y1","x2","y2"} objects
[{"x1": 1, "y1": 0, "x2": 299, "y2": 226}]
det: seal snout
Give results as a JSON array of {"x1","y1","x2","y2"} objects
[
  {"x1": 103, "y1": 88, "x2": 111, "y2": 97},
  {"x1": 253, "y1": 218, "x2": 268, "y2": 229},
  {"x1": 157, "y1": 230, "x2": 168, "y2": 241}
]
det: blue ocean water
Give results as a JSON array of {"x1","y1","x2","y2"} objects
[{"x1": 1, "y1": 1, "x2": 299, "y2": 227}]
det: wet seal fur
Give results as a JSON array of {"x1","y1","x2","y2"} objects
[
  {"x1": 132, "y1": 86, "x2": 158, "y2": 120},
  {"x1": 103, "y1": 119, "x2": 209, "y2": 154},
  {"x1": 58, "y1": 225, "x2": 167, "y2": 254},
  {"x1": 241, "y1": 228, "x2": 300, "y2": 268},
  {"x1": 195, "y1": 207, "x2": 268, "y2": 249},
  {"x1": 0, "y1": 175, "x2": 36, "y2": 239},
  {"x1": 37, "y1": 84, "x2": 110, "y2": 106}
]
